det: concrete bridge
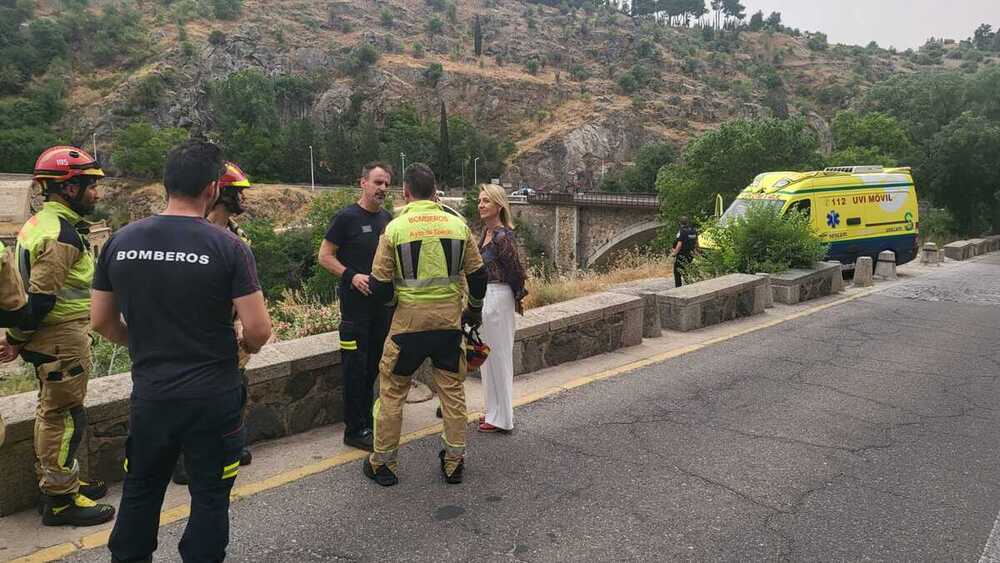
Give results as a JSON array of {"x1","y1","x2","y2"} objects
[{"x1": 511, "y1": 192, "x2": 663, "y2": 270}]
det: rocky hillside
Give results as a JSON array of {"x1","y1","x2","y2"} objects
[{"x1": 6, "y1": 0, "x2": 990, "y2": 189}]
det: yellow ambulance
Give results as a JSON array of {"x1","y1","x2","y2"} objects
[{"x1": 714, "y1": 166, "x2": 920, "y2": 267}]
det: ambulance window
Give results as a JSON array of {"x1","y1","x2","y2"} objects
[{"x1": 788, "y1": 199, "x2": 811, "y2": 219}]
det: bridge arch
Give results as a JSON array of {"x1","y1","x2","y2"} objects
[{"x1": 585, "y1": 220, "x2": 665, "y2": 269}]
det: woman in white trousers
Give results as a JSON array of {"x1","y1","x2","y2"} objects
[{"x1": 476, "y1": 184, "x2": 527, "y2": 433}]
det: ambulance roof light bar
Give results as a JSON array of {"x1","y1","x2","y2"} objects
[{"x1": 823, "y1": 165, "x2": 884, "y2": 174}]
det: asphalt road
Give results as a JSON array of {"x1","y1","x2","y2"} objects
[{"x1": 67, "y1": 256, "x2": 1000, "y2": 562}]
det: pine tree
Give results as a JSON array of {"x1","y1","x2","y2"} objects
[{"x1": 474, "y1": 15, "x2": 483, "y2": 57}]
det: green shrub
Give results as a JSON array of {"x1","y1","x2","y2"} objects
[
  {"x1": 919, "y1": 207, "x2": 960, "y2": 246},
  {"x1": 689, "y1": 202, "x2": 828, "y2": 279}
]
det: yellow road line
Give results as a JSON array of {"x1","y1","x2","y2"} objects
[{"x1": 13, "y1": 287, "x2": 878, "y2": 562}]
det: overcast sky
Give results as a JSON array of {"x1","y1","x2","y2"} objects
[{"x1": 742, "y1": 0, "x2": 1000, "y2": 49}]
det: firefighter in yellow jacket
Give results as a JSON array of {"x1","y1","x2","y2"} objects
[
  {"x1": 1, "y1": 238, "x2": 31, "y2": 448},
  {"x1": 0, "y1": 146, "x2": 115, "y2": 526},
  {"x1": 363, "y1": 163, "x2": 487, "y2": 486}
]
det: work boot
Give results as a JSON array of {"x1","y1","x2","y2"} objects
[
  {"x1": 240, "y1": 447, "x2": 253, "y2": 467},
  {"x1": 41, "y1": 493, "x2": 115, "y2": 527},
  {"x1": 112, "y1": 555, "x2": 152, "y2": 563},
  {"x1": 438, "y1": 449, "x2": 464, "y2": 485},
  {"x1": 344, "y1": 429, "x2": 374, "y2": 452},
  {"x1": 362, "y1": 458, "x2": 398, "y2": 487},
  {"x1": 172, "y1": 458, "x2": 189, "y2": 486},
  {"x1": 37, "y1": 479, "x2": 109, "y2": 515}
]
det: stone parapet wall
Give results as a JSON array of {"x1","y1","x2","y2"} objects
[
  {"x1": 768, "y1": 262, "x2": 844, "y2": 305},
  {"x1": 0, "y1": 294, "x2": 644, "y2": 515},
  {"x1": 657, "y1": 274, "x2": 768, "y2": 332}
]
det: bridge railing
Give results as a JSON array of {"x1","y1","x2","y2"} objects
[{"x1": 526, "y1": 191, "x2": 660, "y2": 209}]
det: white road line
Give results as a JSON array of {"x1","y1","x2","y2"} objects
[{"x1": 979, "y1": 511, "x2": 1000, "y2": 563}]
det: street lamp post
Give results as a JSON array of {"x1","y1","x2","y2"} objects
[
  {"x1": 400, "y1": 152, "x2": 407, "y2": 182},
  {"x1": 309, "y1": 145, "x2": 315, "y2": 191},
  {"x1": 474, "y1": 157, "x2": 480, "y2": 187}
]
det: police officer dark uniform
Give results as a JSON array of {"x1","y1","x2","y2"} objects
[
  {"x1": 318, "y1": 162, "x2": 394, "y2": 451},
  {"x1": 672, "y1": 216, "x2": 699, "y2": 287},
  {"x1": 0, "y1": 146, "x2": 114, "y2": 527},
  {"x1": 91, "y1": 140, "x2": 272, "y2": 562},
  {"x1": 363, "y1": 163, "x2": 487, "y2": 486}
]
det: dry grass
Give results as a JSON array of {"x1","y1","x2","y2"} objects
[{"x1": 523, "y1": 250, "x2": 674, "y2": 310}]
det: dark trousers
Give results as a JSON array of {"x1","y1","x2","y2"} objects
[
  {"x1": 109, "y1": 388, "x2": 244, "y2": 563},
  {"x1": 339, "y1": 288, "x2": 392, "y2": 437},
  {"x1": 674, "y1": 255, "x2": 691, "y2": 287}
]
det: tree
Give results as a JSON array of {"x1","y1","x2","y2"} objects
[
  {"x1": 807, "y1": 32, "x2": 828, "y2": 51},
  {"x1": 657, "y1": 118, "x2": 823, "y2": 233},
  {"x1": 830, "y1": 111, "x2": 912, "y2": 163},
  {"x1": 924, "y1": 112, "x2": 1000, "y2": 234},
  {"x1": 438, "y1": 101, "x2": 451, "y2": 178},
  {"x1": 765, "y1": 11, "x2": 781, "y2": 29},
  {"x1": 208, "y1": 30, "x2": 226, "y2": 46},
  {"x1": 474, "y1": 15, "x2": 483, "y2": 56},
  {"x1": 423, "y1": 62, "x2": 444, "y2": 87},
  {"x1": 972, "y1": 23, "x2": 995, "y2": 51},
  {"x1": 112, "y1": 121, "x2": 189, "y2": 178},
  {"x1": 748, "y1": 10, "x2": 764, "y2": 31},
  {"x1": 600, "y1": 142, "x2": 676, "y2": 193}
]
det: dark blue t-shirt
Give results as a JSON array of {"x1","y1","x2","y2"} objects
[
  {"x1": 325, "y1": 203, "x2": 392, "y2": 291},
  {"x1": 92, "y1": 215, "x2": 261, "y2": 400}
]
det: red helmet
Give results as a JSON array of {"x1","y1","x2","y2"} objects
[
  {"x1": 465, "y1": 328, "x2": 491, "y2": 370},
  {"x1": 218, "y1": 161, "x2": 252, "y2": 190},
  {"x1": 33, "y1": 146, "x2": 104, "y2": 184}
]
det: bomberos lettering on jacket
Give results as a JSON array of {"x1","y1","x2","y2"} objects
[{"x1": 115, "y1": 250, "x2": 211, "y2": 264}]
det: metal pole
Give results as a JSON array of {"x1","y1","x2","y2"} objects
[
  {"x1": 474, "y1": 157, "x2": 480, "y2": 187},
  {"x1": 400, "y1": 153, "x2": 406, "y2": 183},
  {"x1": 309, "y1": 145, "x2": 315, "y2": 191}
]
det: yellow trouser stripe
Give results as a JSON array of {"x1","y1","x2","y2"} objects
[
  {"x1": 372, "y1": 398, "x2": 381, "y2": 446},
  {"x1": 222, "y1": 461, "x2": 240, "y2": 479},
  {"x1": 123, "y1": 458, "x2": 128, "y2": 473},
  {"x1": 340, "y1": 340, "x2": 358, "y2": 351},
  {"x1": 58, "y1": 411, "x2": 75, "y2": 468},
  {"x1": 222, "y1": 469, "x2": 239, "y2": 479}
]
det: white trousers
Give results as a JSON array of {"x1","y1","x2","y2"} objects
[{"x1": 481, "y1": 284, "x2": 515, "y2": 430}]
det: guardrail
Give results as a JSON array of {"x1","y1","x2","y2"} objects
[{"x1": 526, "y1": 191, "x2": 659, "y2": 209}]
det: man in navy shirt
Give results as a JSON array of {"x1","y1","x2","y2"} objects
[
  {"x1": 91, "y1": 140, "x2": 272, "y2": 563},
  {"x1": 318, "y1": 162, "x2": 394, "y2": 451}
]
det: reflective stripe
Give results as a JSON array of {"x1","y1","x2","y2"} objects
[
  {"x1": 123, "y1": 458, "x2": 128, "y2": 473},
  {"x1": 372, "y1": 398, "x2": 380, "y2": 451},
  {"x1": 400, "y1": 243, "x2": 415, "y2": 280},
  {"x1": 468, "y1": 295, "x2": 484, "y2": 308},
  {"x1": 397, "y1": 276, "x2": 460, "y2": 288},
  {"x1": 449, "y1": 239, "x2": 462, "y2": 276},
  {"x1": 340, "y1": 340, "x2": 358, "y2": 351},
  {"x1": 58, "y1": 411, "x2": 75, "y2": 468},
  {"x1": 57, "y1": 287, "x2": 90, "y2": 300},
  {"x1": 222, "y1": 460, "x2": 240, "y2": 479}
]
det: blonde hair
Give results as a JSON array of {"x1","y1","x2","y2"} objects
[{"x1": 480, "y1": 183, "x2": 514, "y2": 229}]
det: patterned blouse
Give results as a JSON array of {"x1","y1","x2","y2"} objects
[{"x1": 479, "y1": 226, "x2": 528, "y2": 302}]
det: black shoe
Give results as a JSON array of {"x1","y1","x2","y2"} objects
[
  {"x1": 112, "y1": 556, "x2": 152, "y2": 563},
  {"x1": 41, "y1": 493, "x2": 116, "y2": 527},
  {"x1": 438, "y1": 450, "x2": 464, "y2": 484},
  {"x1": 435, "y1": 406, "x2": 442, "y2": 418},
  {"x1": 172, "y1": 459, "x2": 189, "y2": 485},
  {"x1": 79, "y1": 479, "x2": 108, "y2": 500},
  {"x1": 363, "y1": 458, "x2": 398, "y2": 487},
  {"x1": 344, "y1": 429, "x2": 374, "y2": 452},
  {"x1": 240, "y1": 448, "x2": 253, "y2": 467}
]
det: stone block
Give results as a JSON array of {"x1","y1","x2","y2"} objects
[
  {"x1": 622, "y1": 306, "x2": 644, "y2": 347},
  {"x1": 0, "y1": 438, "x2": 37, "y2": 516},
  {"x1": 969, "y1": 238, "x2": 987, "y2": 256},
  {"x1": 772, "y1": 284, "x2": 799, "y2": 305},
  {"x1": 657, "y1": 274, "x2": 765, "y2": 332},
  {"x1": 825, "y1": 262, "x2": 846, "y2": 292},
  {"x1": 769, "y1": 263, "x2": 842, "y2": 304},
  {"x1": 874, "y1": 250, "x2": 897, "y2": 281},
  {"x1": 854, "y1": 256, "x2": 874, "y2": 287},
  {"x1": 921, "y1": 242, "x2": 939, "y2": 265},
  {"x1": 269, "y1": 333, "x2": 340, "y2": 373},
  {"x1": 943, "y1": 240, "x2": 972, "y2": 261},
  {"x1": 514, "y1": 312, "x2": 550, "y2": 340},
  {"x1": 609, "y1": 279, "x2": 675, "y2": 338}
]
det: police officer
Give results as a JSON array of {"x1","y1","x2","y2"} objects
[
  {"x1": 91, "y1": 140, "x2": 271, "y2": 562},
  {"x1": 671, "y1": 215, "x2": 699, "y2": 287},
  {"x1": 363, "y1": 163, "x2": 487, "y2": 486},
  {"x1": 173, "y1": 161, "x2": 256, "y2": 485},
  {"x1": 0, "y1": 146, "x2": 114, "y2": 527},
  {"x1": 318, "y1": 162, "x2": 394, "y2": 451}
]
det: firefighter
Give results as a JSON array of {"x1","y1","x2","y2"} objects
[
  {"x1": 363, "y1": 163, "x2": 487, "y2": 486},
  {"x1": 0, "y1": 146, "x2": 115, "y2": 526}
]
